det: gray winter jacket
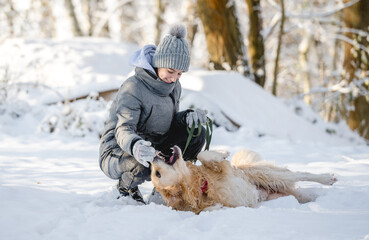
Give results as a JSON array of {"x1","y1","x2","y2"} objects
[
  {"x1": 99, "y1": 44, "x2": 191, "y2": 180},
  {"x1": 104, "y1": 66, "x2": 181, "y2": 151}
]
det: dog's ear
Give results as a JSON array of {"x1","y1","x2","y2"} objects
[{"x1": 197, "y1": 150, "x2": 229, "y2": 162}]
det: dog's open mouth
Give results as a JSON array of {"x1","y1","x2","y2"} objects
[{"x1": 155, "y1": 145, "x2": 181, "y2": 166}]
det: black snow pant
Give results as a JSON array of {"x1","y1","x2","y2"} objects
[{"x1": 102, "y1": 119, "x2": 206, "y2": 190}]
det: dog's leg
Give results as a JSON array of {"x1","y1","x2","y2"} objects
[
  {"x1": 197, "y1": 150, "x2": 233, "y2": 174},
  {"x1": 259, "y1": 171, "x2": 336, "y2": 204},
  {"x1": 292, "y1": 172, "x2": 337, "y2": 185},
  {"x1": 197, "y1": 150, "x2": 229, "y2": 162},
  {"x1": 289, "y1": 188, "x2": 320, "y2": 203}
]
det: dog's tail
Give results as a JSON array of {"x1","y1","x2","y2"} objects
[{"x1": 231, "y1": 149, "x2": 263, "y2": 168}]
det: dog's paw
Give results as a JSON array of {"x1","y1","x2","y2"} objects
[
  {"x1": 202, "y1": 204, "x2": 224, "y2": 212},
  {"x1": 320, "y1": 173, "x2": 337, "y2": 185},
  {"x1": 197, "y1": 150, "x2": 229, "y2": 162}
]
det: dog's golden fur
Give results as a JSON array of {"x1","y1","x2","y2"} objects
[{"x1": 151, "y1": 147, "x2": 337, "y2": 214}]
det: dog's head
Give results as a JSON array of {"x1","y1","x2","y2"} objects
[{"x1": 151, "y1": 145, "x2": 190, "y2": 189}]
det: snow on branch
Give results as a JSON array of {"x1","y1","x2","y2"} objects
[
  {"x1": 266, "y1": 0, "x2": 361, "y2": 19},
  {"x1": 263, "y1": 13, "x2": 281, "y2": 40},
  {"x1": 4, "y1": 82, "x2": 66, "y2": 102},
  {"x1": 299, "y1": 75, "x2": 369, "y2": 97},
  {"x1": 338, "y1": 27, "x2": 369, "y2": 38},
  {"x1": 331, "y1": 33, "x2": 369, "y2": 55},
  {"x1": 92, "y1": 0, "x2": 133, "y2": 37}
]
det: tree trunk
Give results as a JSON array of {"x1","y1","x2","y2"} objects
[
  {"x1": 343, "y1": 0, "x2": 369, "y2": 140},
  {"x1": 78, "y1": 0, "x2": 91, "y2": 36},
  {"x1": 40, "y1": 0, "x2": 56, "y2": 38},
  {"x1": 5, "y1": 0, "x2": 15, "y2": 37},
  {"x1": 325, "y1": 11, "x2": 343, "y2": 123},
  {"x1": 245, "y1": 0, "x2": 266, "y2": 87},
  {"x1": 197, "y1": 0, "x2": 250, "y2": 77},
  {"x1": 106, "y1": 0, "x2": 122, "y2": 41},
  {"x1": 272, "y1": 0, "x2": 285, "y2": 96},
  {"x1": 85, "y1": 0, "x2": 93, "y2": 36},
  {"x1": 154, "y1": 0, "x2": 167, "y2": 45},
  {"x1": 299, "y1": 33, "x2": 312, "y2": 105},
  {"x1": 65, "y1": 0, "x2": 83, "y2": 36},
  {"x1": 185, "y1": 0, "x2": 198, "y2": 48}
]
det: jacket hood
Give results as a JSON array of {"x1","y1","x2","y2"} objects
[{"x1": 130, "y1": 45, "x2": 157, "y2": 75}]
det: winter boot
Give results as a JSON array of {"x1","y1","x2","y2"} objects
[
  {"x1": 147, "y1": 187, "x2": 165, "y2": 205},
  {"x1": 117, "y1": 180, "x2": 146, "y2": 204}
]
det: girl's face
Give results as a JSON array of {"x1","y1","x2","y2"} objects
[{"x1": 157, "y1": 68, "x2": 183, "y2": 84}]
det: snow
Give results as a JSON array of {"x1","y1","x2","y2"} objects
[
  {"x1": 0, "y1": 38, "x2": 137, "y2": 104},
  {"x1": 1, "y1": 38, "x2": 369, "y2": 240}
]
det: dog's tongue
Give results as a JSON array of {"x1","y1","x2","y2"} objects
[
  {"x1": 169, "y1": 155, "x2": 175, "y2": 164},
  {"x1": 168, "y1": 145, "x2": 181, "y2": 165}
]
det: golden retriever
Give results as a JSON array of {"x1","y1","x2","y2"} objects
[{"x1": 150, "y1": 146, "x2": 337, "y2": 214}]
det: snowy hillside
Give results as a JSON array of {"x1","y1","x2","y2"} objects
[
  {"x1": 0, "y1": 38, "x2": 137, "y2": 104},
  {"x1": 1, "y1": 38, "x2": 369, "y2": 240},
  {"x1": 0, "y1": 38, "x2": 363, "y2": 143}
]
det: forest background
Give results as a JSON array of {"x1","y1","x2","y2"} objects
[{"x1": 1, "y1": 0, "x2": 369, "y2": 141}]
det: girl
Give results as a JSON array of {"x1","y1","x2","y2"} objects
[{"x1": 99, "y1": 24, "x2": 208, "y2": 204}]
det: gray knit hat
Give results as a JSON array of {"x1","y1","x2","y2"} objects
[{"x1": 152, "y1": 24, "x2": 190, "y2": 72}]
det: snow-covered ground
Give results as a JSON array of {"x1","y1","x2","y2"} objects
[{"x1": 1, "y1": 39, "x2": 369, "y2": 240}]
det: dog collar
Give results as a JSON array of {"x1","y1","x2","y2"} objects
[{"x1": 201, "y1": 179, "x2": 208, "y2": 193}]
